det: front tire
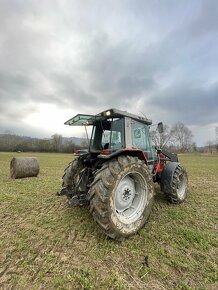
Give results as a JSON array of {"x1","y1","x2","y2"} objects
[
  {"x1": 89, "y1": 156, "x2": 154, "y2": 240},
  {"x1": 161, "y1": 162, "x2": 188, "y2": 204}
]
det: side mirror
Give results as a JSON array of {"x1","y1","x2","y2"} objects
[{"x1": 157, "y1": 122, "x2": 164, "y2": 134}]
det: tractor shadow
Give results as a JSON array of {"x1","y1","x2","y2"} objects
[
  {"x1": 154, "y1": 184, "x2": 167, "y2": 202},
  {"x1": 60, "y1": 185, "x2": 171, "y2": 244},
  {"x1": 152, "y1": 184, "x2": 170, "y2": 212}
]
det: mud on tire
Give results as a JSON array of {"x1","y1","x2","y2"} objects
[
  {"x1": 164, "y1": 164, "x2": 188, "y2": 204},
  {"x1": 62, "y1": 158, "x2": 86, "y2": 199},
  {"x1": 88, "y1": 156, "x2": 154, "y2": 240}
]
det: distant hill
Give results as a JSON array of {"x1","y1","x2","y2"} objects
[
  {"x1": 0, "y1": 134, "x2": 88, "y2": 152},
  {"x1": 0, "y1": 134, "x2": 86, "y2": 146},
  {"x1": 62, "y1": 136, "x2": 87, "y2": 146}
]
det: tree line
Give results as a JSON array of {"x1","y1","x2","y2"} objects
[
  {"x1": 0, "y1": 134, "x2": 88, "y2": 153},
  {"x1": 1, "y1": 123, "x2": 217, "y2": 153},
  {"x1": 151, "y1": 123, "x2": 218, "y2": 153},
  {"x1": 205, "y1": 126, "x2": 218, "y2": 154}
]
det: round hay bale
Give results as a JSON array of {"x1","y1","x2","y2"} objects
[{"x1": 10, "y1": 157, "x2": 40, "y2": 179}]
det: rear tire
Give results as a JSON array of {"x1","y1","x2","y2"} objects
[
  {"x1": 62, "y1": 158, "x2": 86, "y2": 199},
  {"x1": 88, "y1": 156, "x2": 154, "y2": 240}
]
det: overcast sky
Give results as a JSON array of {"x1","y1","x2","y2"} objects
[{"x1": 0, "y1": 0, "x2": 218, "y2": 145}]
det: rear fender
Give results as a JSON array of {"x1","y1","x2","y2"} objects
[{"x1": 98, "y1": 149, "x2": 148, "y2": 165}]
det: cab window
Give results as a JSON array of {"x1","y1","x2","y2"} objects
[{"x1": 131, "y1": 121, "x2": 154, "y2": 161}]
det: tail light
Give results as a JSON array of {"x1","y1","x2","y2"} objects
[{"x1": 100, "y1": 149, "x2": 110, "y2": 155}]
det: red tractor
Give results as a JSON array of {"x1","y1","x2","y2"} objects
[{"x1": 59, "y1": 108, "x2": 188, "y2": 240}]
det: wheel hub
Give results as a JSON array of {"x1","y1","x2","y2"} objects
[
  {"x1": 122, "y1": 188, "x2": 132, "y2": 201},
  {"x1": 115, "y1": 176, "x2": 135, "y2": 212},
  {"x1": 114, "y1": 172, "x2": 148, "y2": 224}
]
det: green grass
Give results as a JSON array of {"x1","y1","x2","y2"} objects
[{"x1": 0, "y1": 152, "x2": 217, "y2": 289}]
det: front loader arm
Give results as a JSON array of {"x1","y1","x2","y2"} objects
[{"x1": 157, "y1": 148, "x2": 178, "y2": 162}]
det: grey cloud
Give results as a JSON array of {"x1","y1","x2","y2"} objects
[
  {"x1": 0, "y1": 72, "x2": 34, "y2": 98},
  {"x1": 148, "y1": 81, "x2": 218, "y2": 125},
  {"x1": 0, "y1": 0, "x2": 218, "y2": 144},
  {"x1": 80, "y1": 34, "x2": 160, "y2": 100},
  {"x1": 188, "y1": 1, "x2": 218, "y2": 37}
]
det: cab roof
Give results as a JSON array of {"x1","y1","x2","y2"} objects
[{"x1": 64, "y1": 108, "x2": 152, "y2": 126}]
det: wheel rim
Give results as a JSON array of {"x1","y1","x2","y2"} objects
[
  {"x1": 177, "y1": 173, "x2": 187, "y2": 199},
  {"x1": 114, "y1": 172, "x2": 148, "y2": 224}
]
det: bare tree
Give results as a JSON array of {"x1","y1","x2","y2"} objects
[
  {"x1": 215, "y1": 127, "x2": 218, "y2": 152},
  {"x1": 51, "y1": 134, "x2": 63, "y2": 152},
  {"x1": 151, "y1": 125, "x2": 171, "y2": 147},
  {"x1": 191, "y1": 142, "x2": 198, "y2": 152},
  {"x1": 82, "y1": 132, "x2": 90, "y2": 147},
  {"x1": 170, "y1": 122, "x2": 193, "y2": 152},
  {"x1": 81, "y1": 139, "x2": 89, "y2": 148},
  {"x1": 38, "y1": 139, "x2": 51, "y2": 152},
  {"x1": 64, "y1": 140, "x2": 76, "y2": 153},
  {"x1": 206, "y1": 140, "x2": 213, "y2": 154}
]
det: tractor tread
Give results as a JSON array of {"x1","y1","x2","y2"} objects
[
  {"x1": 165, "y1": 164, "x2": 188, "y2": 204},
  {"x1": 88, "y1": 156, "x2": 154, "y2": 240}
]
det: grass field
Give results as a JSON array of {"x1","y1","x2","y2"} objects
[{"x1": 0, "y1": 152, "x2": 217, "y2": 290}]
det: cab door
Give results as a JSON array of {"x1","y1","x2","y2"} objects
[{"x1": 131, "y1": 120, "x2": 154, "y2": 163}]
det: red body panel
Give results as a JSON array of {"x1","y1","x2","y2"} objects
[{"x1": 153, "y1": 153, "x2": 165, "y2": 173}]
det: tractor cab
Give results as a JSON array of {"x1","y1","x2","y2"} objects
[{"x1": 65, "y1": 108, "x2": 155, "y2": 164}]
